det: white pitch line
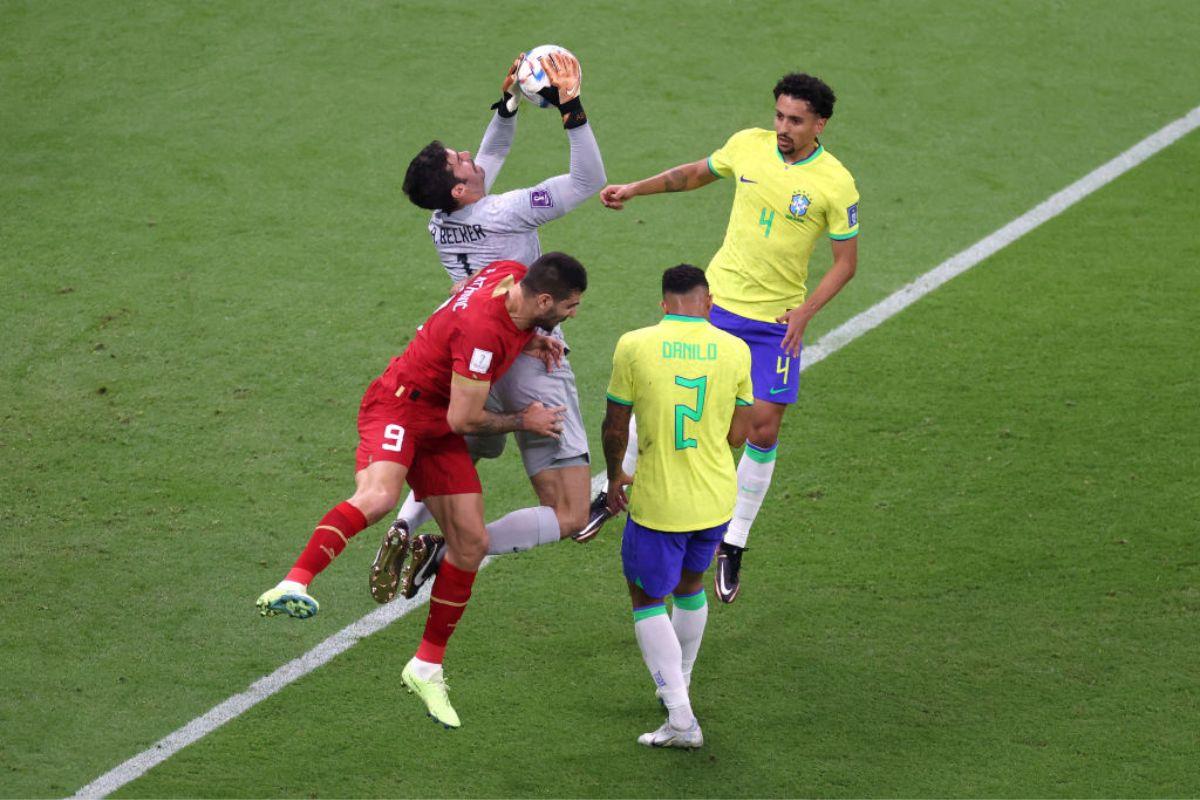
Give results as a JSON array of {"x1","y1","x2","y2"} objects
[
  {"x1": 70, "y1": 583, "x2": 450, "y2": 799},
  {"x1": 804, "y1": 105, "x2": 1200, "y2": 369},
  {"x1": 70, "y1": 104, "x2": 1200, "y2": 800}
]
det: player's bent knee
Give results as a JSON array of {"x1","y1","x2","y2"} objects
[
  {"x1": 348, "y1": 486, "x2": 399, "y2": 524},
  {"x1": 448, "y1": 534, "x2": 488, "y2": 569},
  {"x1": 749, "y1": 407, "x2": 786, "y2": 446},
  {"x1": 674, "y1": 572, "x2": 705, "y2": 597}
]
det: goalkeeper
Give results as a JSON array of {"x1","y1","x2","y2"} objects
[{"x1": 370, "y1": 51, "x2": 608, "y2": 605}]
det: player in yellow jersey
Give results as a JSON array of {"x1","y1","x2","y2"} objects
[
  {"x1": 602, "y1": 265, "x2": 753, "y2": 749},
  {"x1": 599, "y1": 73, "x2": 859, "y2": 602}
]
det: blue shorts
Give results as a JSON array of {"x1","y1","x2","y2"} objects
[
  {"x1": 621, "y1": 517, "x2": 728, "y2": 599},
  {"x1": 710, "y1": 304, "x2": 802, "y2": 404}
]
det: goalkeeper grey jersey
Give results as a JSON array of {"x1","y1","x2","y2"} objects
[{"x1": 426, "y1": 115, "x2": 605, "y2": 282}]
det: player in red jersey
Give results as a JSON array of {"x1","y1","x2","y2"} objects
[{"x1": 257, "y1": 252, "x2": 587, "y2": 728}]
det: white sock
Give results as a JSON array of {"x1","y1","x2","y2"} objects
[
  {"x1": 486, "y1": 506, "x2": 560, "y2": 554},
  {"x1": 407, "y1": 656, "x2": 441, "y2": 679},
  {"x1": 621, "y1": 414, "x2": 639, "y2": 476},
  {"x1": 397, "y1": 491, "x2": 434, "y2": 531},
  {"x1": 634, "y1": 607, "x2": 694, "y2": 729},
  {"x1": 725, "y1": 443, "x2": 777, "y2": 548},
  {"x1": 670, "y1": 590, "x2": 708, "y2": 685},
  {"x1": 279, "y1": 579, "x2": 307, "y2": 592}
]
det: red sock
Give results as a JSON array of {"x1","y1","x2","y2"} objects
[
  {"x1": 286, "y1": 501, "x2": 368, "y2": 585},
  {"x1": 415, "y1": 560, "x2": 476, "y2": 664}
]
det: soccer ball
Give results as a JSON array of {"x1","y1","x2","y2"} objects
[{"x1": 516, "y1": 44, "x2": 580, "y2": 108}]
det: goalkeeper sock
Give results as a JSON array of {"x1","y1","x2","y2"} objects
[
  {"x1": 486, "y1": 506, "x2": 560, "y2": 553},
  {"x1": 286, "y1": 501, "x2": 368, "y2": 585},
  {"x1": 725, "y1": 442, "x2": 777, "y2": 548},
  {"x1": 397, "y1": 491, "x2": 434, "y2": 532}
]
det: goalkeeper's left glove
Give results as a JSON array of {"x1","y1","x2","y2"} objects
[{"x1": 536, "y1": 52, "x2": 587, "y2": 129}]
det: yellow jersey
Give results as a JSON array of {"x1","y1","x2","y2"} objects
[
  {"x1": 606, "y1": 314, "x2": 754, "y2": 531},
  {"x1": 706, "y1": 128, "x2": 860, "y2": 322}
]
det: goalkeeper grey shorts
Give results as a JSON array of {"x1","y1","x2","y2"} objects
[{"x1": 465, "y1": 352, "x2": 589, "y2": 477}]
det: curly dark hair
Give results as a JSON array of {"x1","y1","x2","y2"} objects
[
  {"x1": 773, "y1": 73, "x2": 836, "y2": 119},
  {"x1": 402, "y1": 140, "x2": 460, "y2": 211},
  {"x1": 661, "y1": 264, "x2": 708, "y2": 296}
]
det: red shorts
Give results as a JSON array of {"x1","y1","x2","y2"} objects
[{"x1": 355, "y1": 378, "x2": 482, "y2": 501}]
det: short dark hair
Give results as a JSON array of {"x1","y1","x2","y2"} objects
[
  {"x1": 522, "y1": 252, "x2": 588, "y2": 300},
  {"x1": 662, "y1": 264, "x2": 708, "y2": 296},
  {"x1": 402, "y1": 140, "x2": 460, "y2": 211},
  {"x1": 773, "y1": 73, "x2": 836, "y2": 119}
]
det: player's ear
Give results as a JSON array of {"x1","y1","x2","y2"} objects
[
  {"x1": 814, "y1": 116, "x2": 828, "y2": 135},
  {"x1": 660, "y1": 299, "x2": 669, "y2": 314}
]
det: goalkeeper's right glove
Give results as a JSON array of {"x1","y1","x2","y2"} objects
[{"x1": 490, "y1": 52, "x2": 524, "y2": 118}]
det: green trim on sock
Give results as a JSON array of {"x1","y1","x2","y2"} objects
[
  {"x1": 673, "y1": 590, "x2": 707, "y2": 611},
  {"x1": 632, "y1": 603, "x2": 667, "y2": 622},
  {"x1": 745, "y1": 444, "x2": 778, "y2": 463}
]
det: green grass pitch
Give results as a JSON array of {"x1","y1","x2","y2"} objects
[{"x1": 2, "y1": 2, "x2": 1199, "y2": 797}]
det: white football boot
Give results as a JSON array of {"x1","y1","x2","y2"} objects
[{"x1": 637, "y1": 718, "x2": 703, "y2": 749}]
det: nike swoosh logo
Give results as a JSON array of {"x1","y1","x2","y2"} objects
[
  {"x1": 769, "y1": 387, "x2": 789, "y2": 395},
  {"x1": 738, "y1": 175, "x2": 757, "y2": 183}
]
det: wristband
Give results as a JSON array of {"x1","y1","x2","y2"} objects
[
  {"x1": 490, "y1": 92, "x2": 519, "y2": 118},
  {"x1": 559, "y1": 97, "x2": 587, "y2": 129}
]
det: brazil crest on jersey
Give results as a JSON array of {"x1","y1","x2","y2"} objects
[
  {"x1": 706, "y1": 128, "x2": 859, "y2": 323},
  {"x1": 606, "y1": 315, "x2": 754, "y2": 531}
]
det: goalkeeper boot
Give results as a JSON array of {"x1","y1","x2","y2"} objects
[
  {"x1": 256, "y1": 580, "x2": 319, "y2": 619},
  {"x1": 714, "y1": 542, "x2": 745, "y2": 604},
  {"x1": 369, "y1": 519, "x2": 410, "y2": 604},
  {"x1": 572, "y1": 491, "x2": 612, "y2": 543},
  {"x1": 637, "y1": 718, "x2": 703, "y2": 749},
  {"x1": 401, "y1": 659, "x2": 460, "y2": 729},
  {"x1": 400, "y1": 533, "x2": 445, "y2": 599}
]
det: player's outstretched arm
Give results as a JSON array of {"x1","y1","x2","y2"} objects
[
  {"x1": 600, "y1": 159, "x2": 717, "y2": 210},
  {"x1": 601, "y1": 400, "x2": 634, "y2": 514},
  {"x1": 535, "y1": 51, "x2": 606, "y2": 211},
  {"x1": 447, "y1": 375, "x2": 565, "y2": 438},
  {"x1": 477, "y1": 53, "x2": 526, "y2": 193}
]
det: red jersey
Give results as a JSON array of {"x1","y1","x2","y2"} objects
[{"x1": 380, "y1": 261, "x2": 533, "y2": 405}]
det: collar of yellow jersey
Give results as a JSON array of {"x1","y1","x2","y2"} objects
[{"x1": 776, "y1": 142, "x2": 824, "y2": 166}]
